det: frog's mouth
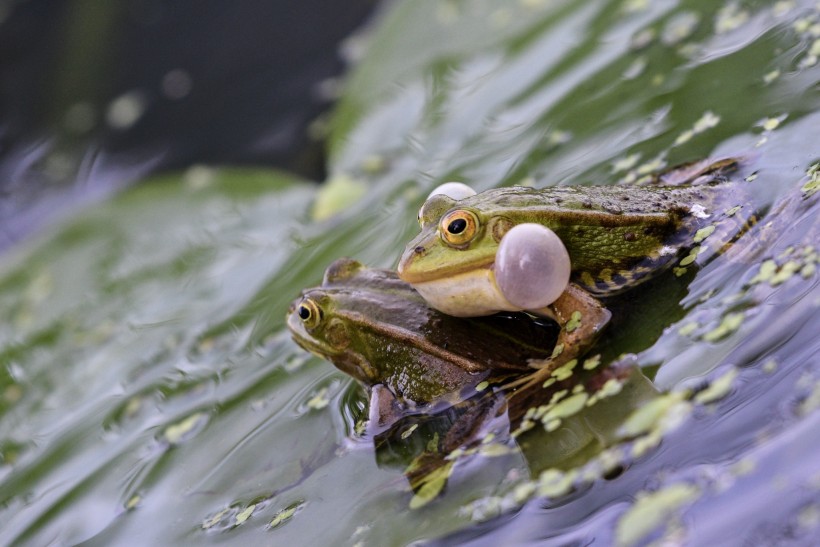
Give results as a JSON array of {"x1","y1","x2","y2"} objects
[
  {"x1": 405, "y1": 266, "x2": 520, "y2": 318},
  {"x1": 397, "y1": 230, "x2": 498, "y2": 285}
]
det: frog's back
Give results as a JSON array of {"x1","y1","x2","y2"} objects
[{"x1": 470, "y1": 158, "x2": 756, "y2": 296}]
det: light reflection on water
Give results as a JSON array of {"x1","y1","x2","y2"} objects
[{"x1": 1, "y1": 0, "x2": 820, "y2": 545}]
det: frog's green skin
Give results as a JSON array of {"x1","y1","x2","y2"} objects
[
  {"x1": 398, "y1": 159, "x2": 755, "y2": 388},
  {"x1": 287, "y1": 258, "x2": 555, "y2": 422}
]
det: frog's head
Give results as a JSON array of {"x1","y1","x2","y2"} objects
[
  {"x1": 287, "y1": 259, "x2": 380, "y2": 384},
  {"x1": 398, "y1": 183, "x2": 571, "y2": 317}
]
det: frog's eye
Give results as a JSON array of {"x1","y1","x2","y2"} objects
[
  {"x1": 297, "y1": 298, "x2": 322, "y2": 329},
  {"x1": 439, "y1": 209, "x2": 479, "y2": 246},
  {"x1": 418, "y1": 183, "x2": 475, "y2": 227},
  {"x1": 494, "y1": 223, "x2": 570, "y2": 309}
]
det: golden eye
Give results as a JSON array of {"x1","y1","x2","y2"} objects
[
  {"x1": 439, "y1": 209, "x2": 479, "y2": 246},
  {"x1": 297, "y1": 298, "x2": 322, "y2": 328}
]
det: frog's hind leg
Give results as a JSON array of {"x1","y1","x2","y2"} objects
[
  {"x1": 653, "y1": 157, "x2": 741, "y2": 187},
  {"x1": 504, "y1": 283, "x2": 611, "y2": 392}
]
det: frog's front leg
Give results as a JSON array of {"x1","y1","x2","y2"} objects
[
  {"x1": 368, "y1": 383, "x2": 403, "y2": 434},
  {"x1": 507, "y1": 283, "x2": 611, "y2": 391}
]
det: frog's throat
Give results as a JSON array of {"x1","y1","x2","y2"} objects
[{"x1": 410, "y1": 266, "x2": 520, "y2": 317}]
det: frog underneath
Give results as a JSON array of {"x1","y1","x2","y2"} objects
[{"x1": 287, "y1": 258, "x2": 557, "y2": 428}]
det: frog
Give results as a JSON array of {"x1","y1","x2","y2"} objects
[
  {"x1": 287, "y1": 258, "x2": 661, "y2": 504},
  {"x1": 398, "y1": 158, "x2": 756, "y2": 389},
  {"x1": 287, "y1": 257, "x2": 557, "y2": 429}
]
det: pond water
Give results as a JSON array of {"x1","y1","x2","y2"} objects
[{"x1": 1, "y1": 0, "x2": 819, "y2": 545}]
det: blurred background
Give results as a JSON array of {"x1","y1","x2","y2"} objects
[{"x1": 0, "y1": 0, "x2": 378, "y2": 250}]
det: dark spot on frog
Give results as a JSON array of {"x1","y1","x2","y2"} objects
[
  {"x1": 624, "y1": 231, "x2": 637, "y2": 242},
  {"x1": 414, "y1": 246, "x2": 426, "y2": 255}
]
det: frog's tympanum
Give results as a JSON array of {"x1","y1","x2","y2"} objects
[
  {"x1": 398, "y1": 159, "x2": 754, "y2": 388},
  {"x1": 287, "y1": 258, "x2": 557, "y2": 428}
]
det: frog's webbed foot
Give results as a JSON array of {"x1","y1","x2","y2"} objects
[
  {"x1": 367, "y1": 384, "x2": 404, "y2": 434},
  {"x1": 505, "y1": 283, "x2": 611, "y2": 392}
]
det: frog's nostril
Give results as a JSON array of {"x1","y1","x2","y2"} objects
[{"x1": 414, "y1": 246, "x2": 425, "y2": 255}]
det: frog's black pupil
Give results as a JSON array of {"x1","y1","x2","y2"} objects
[
  {"x1": 298, "y1": 305, "x2": 311, "y2": 320},
  {"x1": 448, "y1": 218, "x2": 468, "y2": 234}
]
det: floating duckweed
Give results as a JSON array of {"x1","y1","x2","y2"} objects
[
  {"x1": 409, "y1": 461, "x2": 454, "y2": 509},
  {"x1": 480, "y1": 443, "x2": 512, "y2": 457},
  {"x1": 725, "y1": 205, "x2": 742, "y2": 217},
  {"x1": 661, "y1": 11, "x2": 700, "y2": 46},
  {"x1": 694, "y1": 367, "x2": 739, "y2": 404},
  {"x1": 542, "y1": 377, "x2": 557, "y2": 388},
  {"x1": 426, "y1": 432, "x2": 440, "y2": 452},
  {"x1": 543, "y1": 392, "x2": 589, "y2": 424},
  {"x1": 620, "y1": 392, "x2": 685, "y2": 438},
  {"x1": 798, "y1": 504, "x2": 820, "y2": 530},
  {"x1": 538, "y1": 469, "x2": 576, "y2": 497},
  {"x1": 549, "y1": 389, "x2": 568, "y2": 405},
  {"x1": 551, "y1": 343, "x2": 565, "y2": 358},
  {"x1": 583, "y1": 354, "x2": 601, "y2": 370},
  {"x1": 750, "y1": 259, "x2": 778, "y2": 284},
  {"x1": 594, "y1": 377, "x2": 625, "y2": 402},
  {"x1": 801, "y1": 262, "x2": 816, "y2": 278},
  {"x1": 763, "y1": 69, "x2": 781, "y2": 84},
  {"x1": 798, "y1": 380, "x2": 820, "y2": 416},
  {"x1": 269, "y1": 502, "x2": 303, "y2": 529},
  {"x1": 235, "y1": 504, "x2": 256, "y2": 525},
  {"x1": 572, "y1": 384, "x2": 585, "y2": 394},
  {"x1": 679, "y1": 254, "x2": 697, "y2": 267},
  {"x1": 312, "y1": 174, "x2": 367, "y2": 221},
  {"x1": 163, "y1": 412, "x2": 206, "y2": 445},
  {"x1": 715, "y1": 4, "x2": 749, "y2": 34},
  {"x1": 770, "y1": 260, "x2": 801, "y2": 285},
  {"x1": 631, "y1": 430, "x2": 662, "y2": 458},
  {"x1": 512, "y1": 481, "x2": 537, "y2": 504},
  {"x1": 802, "y1": 163, "x2": 820, "y2": 197},
  {"x1": 693, "y1": 111, "x2": 721, "y2": 132},
  {"x1": 565, "y1": 311, "x2": 583, "y2": 333},
  {"x1": 673, "y1": 129, "x2": 694, "y2": 146},
  {"x1": 635, "y1": 156, "x2": 666, "y2": 176},
  {"x1": 475, "y1": 381, "x2": 489, "y2": 392},
  {"x1": 673, "y1": 266, "x2": 688, "y2": 277},
  {"x1": 612, "y1": 154, "x2": 641, "y2": 173},
  {"x1": 731, "y1": 458, "x2": 757, "y2": 477},
  {"x1": 702, "y1": 311, "x2": 745, "y2": 342},
  {"x1": 203, "y1": 508, "x2": 231, "y2": 530},
  {"x1": 401, "y1": 424, "x2": 418, "y2": 439},
  {"x1": 551, "y1": 359, "x2": 578, "y2": 381},
  {"x1": 762, "y1": 358, "x2": 778, "y2": 373},
  {"x1": 125, "y1": 494, "x2": 141, "y2": 510},
  {"x1": 693, "y1": 225, "x2": 716, "y2": 243},
  {"x1": 514, "y1": 419, "x2": 536, "y2": 436},
  {"x1": 124, "y1": 397, "x2": 142, "y2": 418},
  {"x1": 622, "y1": 0, "x2": 649, "y2": 13},
  {"x1": 482, "y1": 433, "x2": 496, "y2": 444},
  {"x1": 544, "y1": 418, "x2": 562, "y2": 432},
  {"x1": 306, "y1": 387, "x2": 330, "y2": 410},
  {"x1": 615, "y1": 483, "x2": 700, "y2": 546},
  {"x1": 759, "y1": 115, "x2": 786, "y2": 132},
  {"x1": 361, "y1": 154, "x2": 386, "y2": 174},
  {"x1": 678, "y1": 322, "x2": 699, "y2": 336}
]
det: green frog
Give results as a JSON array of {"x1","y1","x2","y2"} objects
[
  {"x1": 398, "y1": 159, "x2": 755, "y2": 388},
  {"x1": 287, "y1": 257, "x2": 557, "y2": 427}
]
